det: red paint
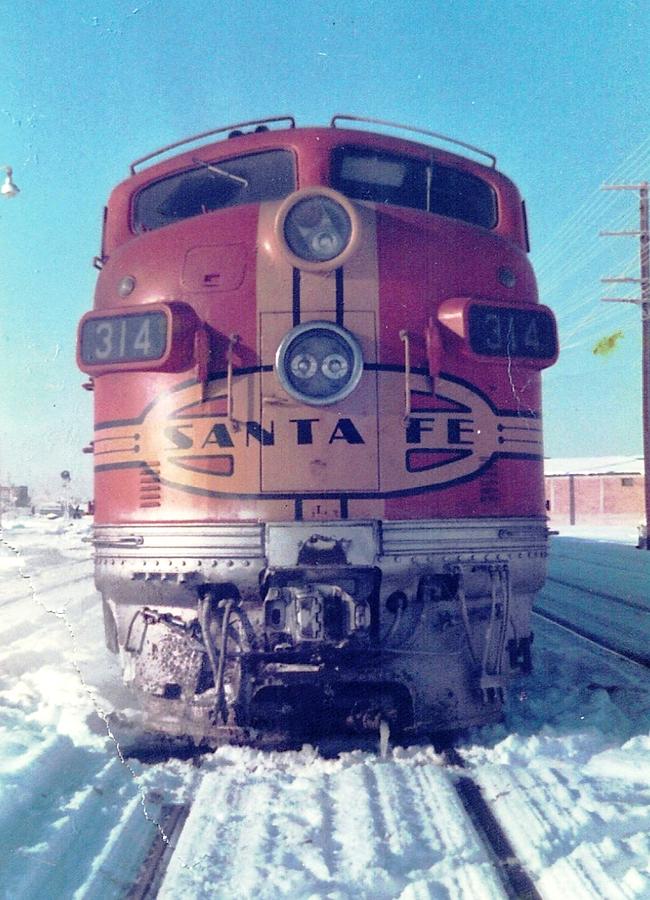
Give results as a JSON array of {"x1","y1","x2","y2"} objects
[{"x1": 81, "y1": 122, "x2": 554, "y2": 527}]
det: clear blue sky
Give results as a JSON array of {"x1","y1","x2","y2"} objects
[{"x1": 2, "y1": 0, "x2": 649, "y2": 498}]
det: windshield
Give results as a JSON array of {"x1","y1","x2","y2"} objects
[
  {"x1": 331, "y1": 146, "x2": 497, "y2": 228},
  {"x1": 133, "y1": 149, "x2": 295, "y2": 232}
]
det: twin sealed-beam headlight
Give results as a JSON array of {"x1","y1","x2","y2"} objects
[
  {"x1": 276, "y1": 321, "x2": 364, "y2": 405},
  {"x1": 275, "y1": 188, "x2": 360, "y2": 271}
]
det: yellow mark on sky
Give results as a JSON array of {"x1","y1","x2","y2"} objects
[{"x1": 593, "y1": 330, "x2": 624, "y2": 356}]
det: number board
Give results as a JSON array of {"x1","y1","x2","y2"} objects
[
  {"x1": 80, "y1": 312, "x2": 168, "y2": 365},
  {"x1": 468, "y1": 305, "x2": 556, "y2": 360}
]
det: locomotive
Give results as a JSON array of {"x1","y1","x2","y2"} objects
[{"x1": 77, "y1": 115, "x2": 558, "y2": 745}]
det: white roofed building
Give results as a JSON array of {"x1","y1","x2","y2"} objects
[{"x1": 544, "y1": 457, "x2": 644, "y2": 527}]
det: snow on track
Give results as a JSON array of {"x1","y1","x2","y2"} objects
[
  {"x1": 1, "y1": 516, "x2": 649, "y2": 899},
  {"x1": 548, "y1": 536, "x2": 650, "y2": 609},
  {"x1": 537, "y1": 535, "x2": 650, "y2": 664},
  {"x1": 463, "y1": 611, "x2": 650, "y2": 899},
  {"x1": 157, "y1": 747, "x2": 507, "y2": 900},
  {"x1": 464, "y1": 726, "x2": 650, "y2": 900}
]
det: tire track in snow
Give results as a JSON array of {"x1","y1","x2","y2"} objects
[
  {"x1": 157, "y1": 769, "x2": 268, "y2": 898},
  {"x1": 146, "y1": 767, "x2": 304, "y2": 898},
  {"x1": 225, "y1": 780, "x2": 280, "y2": 897}
]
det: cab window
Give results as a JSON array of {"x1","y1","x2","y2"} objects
[
  {"x1": 331, "y1": 146, "x2": 497, "y2": 228},
  {"x1": 133, "y1": 149, "x2": 295, "y2": 232}
]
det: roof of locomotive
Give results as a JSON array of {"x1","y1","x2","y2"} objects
[
  {"x1": 101, "y1": 116, "x2": 527, "y2": 254},
  {"x1": 129, "y1": 115, "x2": 498, "y2": 175},
  {"x1": 122, "y1": 115, "x2": 509, "y2": 190}
]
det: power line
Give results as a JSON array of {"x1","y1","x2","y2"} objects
[
  {"x1": 600, "y1": 182, "x2": 650, "y2": 548},
  {"x1": 534, "y1": 136, "x2": 650, "y2": 273}
]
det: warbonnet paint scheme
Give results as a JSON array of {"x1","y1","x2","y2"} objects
[{"x1": 78, "y1": 116, "x2": 558, "y2": 744}]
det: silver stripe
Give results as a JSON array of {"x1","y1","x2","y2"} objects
[
  {"x1": 380, "y1": 518, "x2": 548, "y2": 556},
  {"x1": 93, "y1": 524, "x2": 265, "y2": 559},
  {"x1": 92, "y1": 517, "x2": 547, "y2": 563}
]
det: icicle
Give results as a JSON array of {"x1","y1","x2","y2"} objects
[{"x1": 379, "y1": 719, "x2": 391, "y2": 759}]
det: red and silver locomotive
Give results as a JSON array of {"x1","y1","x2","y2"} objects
[{"x1": 77, "y1": 115, "x2": 558, "y2": 744}]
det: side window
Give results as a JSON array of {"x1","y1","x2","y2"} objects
[
  {"x1": 429, "y1": 166, "x2": 497, "y2": 228},
  {"x1": 133, "y1": 149, "x2": 295, "y2": 232},
  {"x1": 331, "y1": 146, "x2": 497, "y2": 228}
]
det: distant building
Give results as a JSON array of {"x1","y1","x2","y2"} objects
[
  {"x1": 545, "y1": 457, "x2": 644, "y2": 527},
  {"x1": 14, "y1": 485, "x2": 30, "y2": 507},
  {"x1": 0, "y1": 483, "x2": 31, "y2": 509}
]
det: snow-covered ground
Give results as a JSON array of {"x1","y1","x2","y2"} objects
[
  {"x1": 0, "y1": 514, "x2": 649, "y2": 899},
  {"x1": 538, "y1": 529, "x2": 650, "y2": 663},
  {"x1": 554, "y1": 523, "x2": 641, "y2": 545}
]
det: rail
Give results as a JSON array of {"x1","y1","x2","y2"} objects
[
  {"x1": 532, "y1": 607, "x2": 650, "y2": 670},
  {"x1": 443, "y1": 748, "x2": 542, "y2": 899},
  {"x1": 129, "y1": 116, "x2": 296, "y2": 173},
  {"x1": 330, "y1": 114, "x2": 497, "y2": 167},
  {"x1": 126, "y1": 804, "x2": 191, "y2": 899},
  {"x1": 129, "y1": 114, "x2": 496, "y2": 174}
]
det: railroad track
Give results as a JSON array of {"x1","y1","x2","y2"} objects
[
  {"x1": 532, "y1": 606, "x2": 650, "y2": 670},
  {"x1": 126, "y1": 804, "x2": 192, "y2": 900},
  {"x1": 545, "y1": 574, "x2": 649, "y2": 614},
  {"x1": 123, "y1": 587, "x2": 648, "y2": 900},
  {"x1": 118, "y1": 743, "x2": 544, "y2": 900},
  {"x1": 3, "y1": 529, "x2": 637, "y2": 898},
  {"x1": 442, "y1": 748, "x2": 541, "y2": 900},
  {"x1": 535, "y1": 567, "x2": 650, "y2": 669}
]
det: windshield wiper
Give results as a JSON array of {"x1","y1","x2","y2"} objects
[{"x1": 192, "y1": 157, "x2": 249, "y2": 188}]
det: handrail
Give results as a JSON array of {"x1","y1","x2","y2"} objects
[
  {"x1": 129, "y1": 116, "x2": 296, "y2": 174},
  {"x1": 129, "y1": 114, "x2": 496, "y2": 174},
  {"x1": 330, "y1": 114, "x2": 497, "y2": 168},
  {"x1": 227, "y1": 333, "x2": 241, "y2": 429},
  {"x1": 399, "y1": 330, "x2": 412, "y2": 422}
]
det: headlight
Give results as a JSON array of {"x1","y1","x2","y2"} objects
[
  {"x1": 284, "y1": 196, "x2": 351, "y2": 262},
  {"x1": 275, "y1": 188, "x2": 360, "y2": 271},
  {"x1": 290, "y1": 351, "x2": 318, "y2": 379},
  {"x1": 276, "y1": 321, "x2": 363, "y2": 405}
]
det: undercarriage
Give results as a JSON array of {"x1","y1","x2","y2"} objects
[{"x1": 95, "y1": 518, "x2": 547, "y2": 745}]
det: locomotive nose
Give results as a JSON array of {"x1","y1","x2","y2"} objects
[{"x1": 274, "y1": 187, "x2": 361, "y2": 272}]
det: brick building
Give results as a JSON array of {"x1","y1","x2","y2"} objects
[{"x1": 545, "y1": 457, "x2": 645, "y2": 527}]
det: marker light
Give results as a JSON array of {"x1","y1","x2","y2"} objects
[
  {"x1": 275, "y1": 188, "x2": 360, "y2": 272},
  {"x1": 276, "y1": 321, "x2": 363, "y2": 405},
  {"x1": 118, "y1": 275, "x2": 136, "y2": 297}
]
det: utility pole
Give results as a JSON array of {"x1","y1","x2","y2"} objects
[{"x1": 600, "y1": 183, "x2": 650, "y2": 548}]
